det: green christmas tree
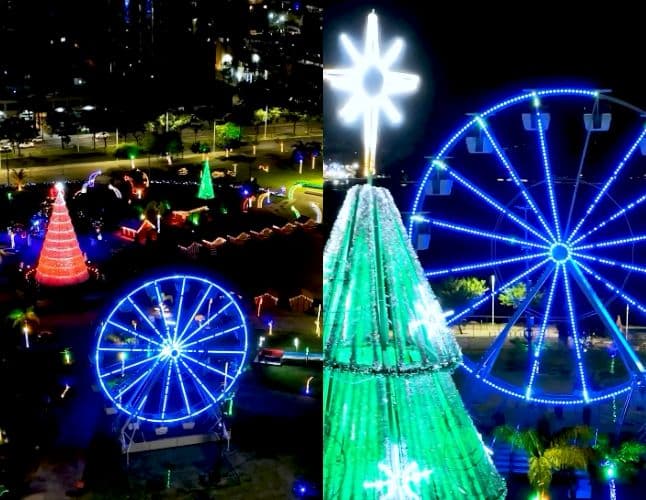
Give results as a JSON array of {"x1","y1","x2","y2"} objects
[
  {"x1": 323, "y1": 185, "x2": 506, "y2": 499},
  {"x1": 197, "y1": 159, "x2": 215, "y2": 200}
]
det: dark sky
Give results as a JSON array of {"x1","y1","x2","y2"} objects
[{"x1": 324, "y1": 0, "x2": 646, "y2": 181}]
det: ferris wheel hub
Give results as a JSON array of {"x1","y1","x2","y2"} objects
[{"x1": 550, "y1": 242, "x2": 571, "y2": 263}]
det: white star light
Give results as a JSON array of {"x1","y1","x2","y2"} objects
[
  {"x1": 324, "y1": 10, "x2": 419, "y2": 177},
  {"x1": 363, "y1": 444, "x2": 433, "y2": 499}
]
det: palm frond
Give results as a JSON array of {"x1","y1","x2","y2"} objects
[
  {"x1": 551, "y1": 425, "x2": 593, "y2": 447},
  {"x1": 528, "y1": 456, "x2": 552, "y2": 492},
  {"x1": 494, "y1": 425, "x2": 542, "y2": 457},
  {"x1": 617, "y1": 441, "x2": 646, "y2": 464},
  {"x1": 543, "y1": 445, "x2": 590, "y2": 471}
]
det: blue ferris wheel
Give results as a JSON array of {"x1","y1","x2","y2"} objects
[
  {"x1": 95, "y1": 274, "x2": 248, "y2": 423},
  {"x1": 410, "y1": 88, "x2": 646, "y2": 406}
]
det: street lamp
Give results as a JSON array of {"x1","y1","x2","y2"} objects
[
  {"x1": 490, "y1": 274, "x2": 495, "y2": 326},
  {"x1": 251, "y1": 53, "x2": 260, "y2": 64},
  {"x1": 294, "y1": 337, "x2": 299, "y2": 351}
]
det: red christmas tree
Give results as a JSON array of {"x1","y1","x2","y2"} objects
[{"x1": 35, "y1": 186, "x2": 89, "y2": 286}]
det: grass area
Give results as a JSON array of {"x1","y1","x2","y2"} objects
[{"x1": 255, "y1": 364, "x2": 321, "y2": 395}]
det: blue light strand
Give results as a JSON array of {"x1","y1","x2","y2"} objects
[
  {"x1": 107, "y1": 320, "x2": 163, "y2": 347},
  {"x1": 432, "y1": 160, "x2": 551, "y2": 244},
  {"x1": 425, "y1": 252, "x2": 545, "y2": 277},
  {"x1": 100, "y1": 355, "x2": 157, "y2": 378},
  {"x1": 576, "y1": 261, "x2": 646, "y2": 317},
  {"x1": 568, "y1": 125, "x2": 646, "y2": 243},
  {"x1": 98, "y1": 346, "x2": 158, "y2": 352},
  {"x1": 182, "y1": 325, "x2": 244, "y2": 349},
  {"x1": 154, "y1": 281, "x2": 172, "y2": 340},
  {"x1": 177, "y1": 284, "x2": 213, "y2": 340},
  {"x1": 181, "y1": 353, "x2": 235, "y2": 381},
  {"x1": 573, "y1": 252, "x2": 646, "y2": 277},
  {"x1": 429, "y1": 218, "x2": 549, "y2": 250},
  {"x1": 408, "y1": 88, "x2": 597, "y2": 237},
  {"x1": 447, "y1": 258, "x2": 550, "y2": 325},
  {"x1": 533, "y1": 93, "x2": 562, "y2": 241},
  {"x1": 179, "y1": 301, "x2": 234, "y2": 345},
  {"x1": 174, "y1": 358, "x2": 192, "y2": 417},
  {"x1": 115, "y1": 364, "x2": 159, "y2": 400},
  {"x1": 127, "y1": 296, "x2": 166, "y2": 343},
  {"x1": 570, "y1": 192, "x2": 646, "y2": 246},
  {"x1": 173, "y1": 277, "x2": 187, "y2": 343},
  {"x1": 562, "y1": 263, "x2": 590, "y2": 402},
  {"x1": 179, "y1": 358, "x2": 218, "y2": 403},
  {"x1": 526, "y1": 265, "x2": 560, "y2": 400},
  {"x1": 574, "y1": 234, "x2": 646, "y2": 251},
  {"x1": 182, "y1": 349, "x2": 247, "y2": 355},
  {"x1": 461, "y1": 361, "x2": 631, "y2": 405},
  {"x1": 160, "y1": 361, "x2": 173, "y2": 419},
  {"x1": 477, "y1": 116, "x2": 556, "y2": 241}
]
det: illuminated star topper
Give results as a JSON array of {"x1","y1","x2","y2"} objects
[{"x1": 324, "y1": 10, "x2": 419, "y2": 177}]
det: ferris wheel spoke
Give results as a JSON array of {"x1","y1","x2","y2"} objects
[
  {"x1": 98, "y1": 346, "x2": 159, "y2": 352},
  {"x1": 172, "y1": 277, "x2": 187, "y2": 342},
  {"x1": 447, "y1": 258, "x2": 550, "y2": 326},
  {"x1": 573, "y1": 234, "x2": 646, "y2": 251},
  {"x1": 570, "y1": 192, "x2": 646, "y2": 246},
  {"x1": 426, "y1": 217, "x2": 548, "y2": 249},
  {"x1": 178, "y1": 359, "x2": 219, "y2": 404},
  {"x1": 432, "y1": 159, "x2": 550, "y2": 244},
  {"x1": 177, "y1": 284, "x2": 213, "y2": 341},
  {"x1": 126, "y1": 297, "x2": 165, "y2": 343},
  {"x1": 160, "y1": 361, "x2": 174, "y2": 420},
  {"x1": 568, "y1": 125, "x2": 646, "y2": 243},
  {"x1": 114, "y1": 357, "x2": 164, "y2": 401},
  {"x1": 425, "y1": 252, "x2": 545, "y2": 278},
  {"x1": 181, "y1": 353, "x2": 236, "y2": 381},
  {"x1": 477, "y1": 117, "x2": 556, "y2": 240},
  {"x1": 570, "y1": 262, "x2": 646, "y2": 377},
  {"x1": 106, "y1": 320, "x2": 163, "y2": 347},
  {"x1": 154, "y1": 281, "x2": 172, "y2": 340},
  {"x1": 525, "y1": 265, "x2": 561, "y2": 400},
  {"x1": 182, "y1": 349, "x2": 246, "y2": 355},
  {"x1": 562, "y1": 264, "x2": 590, "y2": 402},
  {"x1": 100, "y1": 354, "x2": 158, "y2": 378},
  {"x1": 573, "y1": 252, "x2": 646, "y2": 277},
  {"x1": 532, "y1": 94, "x2": 562, "y2": 240},
  {"x1": 173, "y1": 358, "x2": 192, "y2": 417},
  {"x1": 179, "y1": 301, "x2": 234, "y2": 345},
  {"x1": 182, "y1": 325, "x2": 244, "y2": 349},
  {"x1": 475, "y1": 264, "x2": 555, "y2": 379}
]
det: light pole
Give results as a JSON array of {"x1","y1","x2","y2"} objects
[
  {"x1": 625, "y1": 304, "x2": 630, "y2": 339},
  {"x1": 263, "y1": 105, "x2": 268, "y2": 140},
  {"x1": 490, "y1": 274, "x2": 495, "y2": 326}
]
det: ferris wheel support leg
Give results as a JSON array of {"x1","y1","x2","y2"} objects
[
  {"x1": 568, "y1": 261, "x2": 646, "y2": 378},
  {"x1": 475, "y1": 264, "x2": 554, "y2": 378},
  {"x1": 615, "y1": 381, "x2": 637, "y2": 437}
]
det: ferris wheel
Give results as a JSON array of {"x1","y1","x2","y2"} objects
[
  {"x1": 95, "y1": 274, "x2": 248, "y2": 423},
  {"x1": 409, "y1": 88, "x2": 646, "y2": 405}
]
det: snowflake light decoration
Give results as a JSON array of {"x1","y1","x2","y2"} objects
[
  {"x1": 363, "y1": 444, "x2": 433, "y2": 499},
  {"x1": 324, "y1": 10, "x2": 419, "y2": 177}
]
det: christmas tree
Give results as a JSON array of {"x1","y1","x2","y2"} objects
[
  {"x1": 35, "y1": 185, "x2": 89, "y2": 286},
  {"x1": 197, "y1": 159, "x2": 215, "y2": 200},
  {"x1": 323, "y1": 10, "x2": 506, "y2": 500},
  {"x1": 324, "y1": 186, "x2": 506, "y2": 499}
]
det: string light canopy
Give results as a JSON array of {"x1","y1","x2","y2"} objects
[
  {"x1": 324, "y1": 10, "x2": 419, "y2": 178},
  {"x1": 35, "y1": 182, "x2": 89, "y2": 286}
]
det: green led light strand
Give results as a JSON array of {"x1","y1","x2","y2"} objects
[
  {"x1": 323, "y1": 185, "x2": 506, "y2": 499},
  {"x1": 197, "y1": 159, "x2": 215, "y2": 200}
]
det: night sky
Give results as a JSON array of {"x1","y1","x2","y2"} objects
[{"x1": 324, "y1": 0, "x2": 646, "y2": 182}]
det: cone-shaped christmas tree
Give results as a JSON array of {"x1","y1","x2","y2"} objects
[
  {"x1": 35, "y1": 186, "x2": 89, "y2": 286},
  {"x1": 323, "y1": 185, "x2": 506, "y2": 499},
  {"x1": 197, "y1": 159, "x2": 215, "y2": 200}
]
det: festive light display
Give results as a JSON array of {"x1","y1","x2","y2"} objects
[
  {"x1": 324, "y1": 185, "x2": 506, "y2": 499},
  {"x1": 410, "y1": 88, "x2": 646, "y2": 405},
  {"x1": 324, "y1": 10, "x2": 419, "y2": 177},
  {"x1": 35, "y1": 185, "x2": 90, "y2": 286},
  {"x1": 197, "y1": 160, "x2": 215, "y2": 200},
  {"x1": 95, "y1": 274, "x2": 248, "y2": 423}
]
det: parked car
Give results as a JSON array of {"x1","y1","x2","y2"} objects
[
  {"x1": 95, "y1": 131, "x2": 110, "y2": 139},
  {"x1": 18, "y1": 141, "x2": 35, "y2": 148},
  {"x1": 31, "y1": 136, "x2": 43, "y2": 143},
  {"x1": 0, "y1": 145, "x2": 11, "y2": 153}
]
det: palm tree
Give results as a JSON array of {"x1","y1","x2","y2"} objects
[
  {"x1": 11, "y1": 168, "x2": 26, "y2": 191},
  {"x1": 593, "y1": 434, "x2": 646, "y2": 499},
  {"x1": 494, "y1": 423, "x2": 593, "y2": 498},
  {"x1": 7, "y1": 306, "x2": 40, "y2": 348}
]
